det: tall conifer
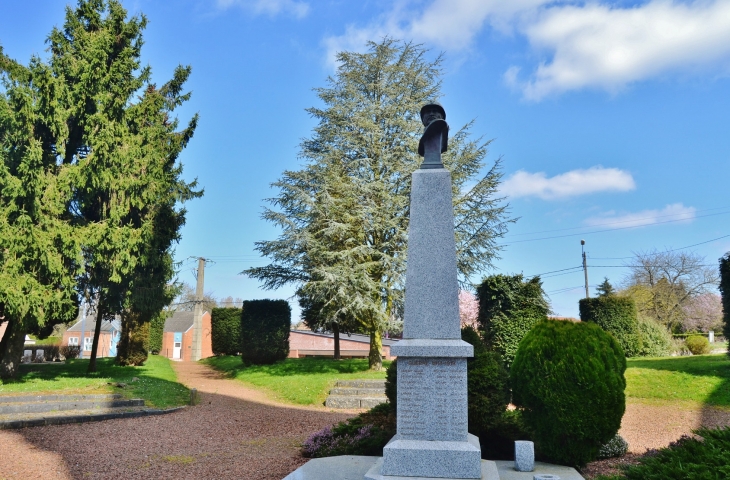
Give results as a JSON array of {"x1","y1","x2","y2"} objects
[{"x1": 245, "y1": 39, "x2": 512, "y2": 369}]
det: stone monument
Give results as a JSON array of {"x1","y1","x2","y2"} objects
[{"x1": 365, "y1": 103, "x2": 484, "y2": 479}]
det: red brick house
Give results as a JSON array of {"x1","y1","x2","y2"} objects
[
  {"x1": 62, "y1": 315, "x2": 121, "y2": 358},
  {"x1": 159, "y1": 311, "x2": 213, "y2": 361},
  {"x1": 289, "y1": 330, "x2": 398, "y2": 360}
]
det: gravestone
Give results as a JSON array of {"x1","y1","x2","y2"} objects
[
  {"x1": 366, "y1": 103, "x2": 482, "y2": 479},
  {"x1": 23, "y1": 350, "x2": 32, "y2": 363}
]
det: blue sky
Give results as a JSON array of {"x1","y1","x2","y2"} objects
[{"x1": 2, "y1": 0, "x2": 729, "y2": 319}]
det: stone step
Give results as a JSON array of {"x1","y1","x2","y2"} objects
[
  {"x1": 0, "y1": 405, "x2": 183, "y2": 430},
  {"x1": 329, "y1": 387, "x2": 385, "y2": 396},
  {"x1": 0, "y1": 398, "x2": 144, "y2": 415},
  {"x1": 325, "y1": 395, "x2": 388, "y2": 409},
  {"x1": 335, "y1": 379, "x2": 386, "y2": 389},
  {"x1": 0, "y1": 393, "x2": 123, "y2": 404}
]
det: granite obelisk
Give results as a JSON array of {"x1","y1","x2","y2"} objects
[{"x1": 366, "y1": 103, "x2": 483, "y2": 479}]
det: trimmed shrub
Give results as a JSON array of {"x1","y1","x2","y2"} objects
[
  {"x1": 477, "y1": 274, "x2": 550, "y2": 368},
  {"x1": 302, "y1": 402, "x2": 396, "y2": 457},
  {"x1": 461, "y1": 326, "x2": 510, "y2": 437},
  {"x1": 685, "y1": 335, "x2": 710, "y2": 355},
  {"x1": 598, "y1": 434, "x2": 629, "y2": 459},
  {"x1": 385, "y1": 358, "x2": 397, "y2": 411},
  {"x1": 241, "y1": 299, "x2": 290, "y2": 365},
  {"x1": 148, "y1": 311, "x2": 168, "y2": 355},
  {"x1": 579, "y1": 296, "x2": 642, "y2": 357},
  {"x1": 212, "y1": 307, "x2": 243, "y2": 355},
  {"x1": 116, "y1": 316, "x2": 149, "y2": 366},
  {"x1": 720, "y1": 253, "x2": 730, "y2": 359},
  {"x1": 511, "y1": 320, "x2": 626, "y2": 467},
  {"x1": 42, "y1": 344, "x2": 61, "y2": 362},
  {"x1": 614, "y1": 427, "x2": 730, "y2": 479},
  {"x1": 60, "y1": 345, "x2": 80, "y2": 360},
  {"x1": 637, "y1": 315, "x2": 673, "y2": 357}
]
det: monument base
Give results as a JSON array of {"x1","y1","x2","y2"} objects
[
  {"x1": 374, "y1": 433, "x2": 483, "y2": 479},
  {"x1": 365, "y1": 456, "x2": 498, "y2": 480}
]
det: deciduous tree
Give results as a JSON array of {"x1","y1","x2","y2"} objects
[{"x1": 622, "y1": 249, "x2": 719, "y2": 332}]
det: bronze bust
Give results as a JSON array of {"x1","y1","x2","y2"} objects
[{"x1": 418, "y1": 102, "x2": 448, "y2": 168}]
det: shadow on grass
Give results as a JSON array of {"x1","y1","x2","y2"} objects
[
  {"x1": 204, "y1": 356, "x2": 391, "y2": 378},
  {"x1": 626, "y1": 354, "x2": 730, "y2": 408},
  {"x1": 0, "y1": 357, "x2": 189, "y2": 408}
]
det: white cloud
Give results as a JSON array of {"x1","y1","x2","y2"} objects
[
  {"x1": 217, "y1": 0, "x2": 309, "y2": 18},
  {"x1": 500, "y1": 166, "x2": 635, "y2": 200},
  {"x1": 323, "y1": 0, "x2": 550, "y2": 67},
  {"x1": 323, "y1": 1, "x2": 730, "y2": 98},
  {"x1": 584, "y1": 203, "x2": 697, "y2": 228},
  {"x1": 516, "y1": 1, "x2": 730, "y2": 100}
]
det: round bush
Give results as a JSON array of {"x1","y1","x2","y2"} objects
[
  {"x1": 511, "y1": 320, "x2": 626, "y2": 467},
  {"x1": 598, "y1": 434, "x2": 629, "y2": 459},
  {"x1": 685, "y1": 335, "x2": 710, "y2": 355},
  {"x1": 637, "y1": 315, "x2": 673, "y2": 357}
]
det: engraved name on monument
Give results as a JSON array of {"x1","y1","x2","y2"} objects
[{"x1": 397, "y1": 357, "x2": 468, "y2": 441}]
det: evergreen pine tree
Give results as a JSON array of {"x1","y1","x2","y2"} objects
[
  {"x1": 245, "y1": 39, "x2": 512, "y2": 369},
  {"x1": 596, "y1": 277, "x2": 616, "y2": 297}
]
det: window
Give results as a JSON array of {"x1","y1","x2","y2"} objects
[
  {"x1": 83, "y1": 336, "x2": 93, "y2": 351},
  {"x1": 68, "y1": 337, "x2": 79, "y2": 346},
  {"x1": 174, "y1": 342, "x2": 181, "y2": 348}
]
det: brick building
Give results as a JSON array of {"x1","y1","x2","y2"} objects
[
  {"x1": 62, "y1": 315, "x2": 121, "y2": 358},
  {"x1": 288, "y1": 330, "x2": 398, "y2": 359},
  {"x1": 159, "y1": 311, "x2": 213, "y2": 361}
]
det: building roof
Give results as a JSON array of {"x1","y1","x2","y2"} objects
[
  {"x1": 162, "y1": 310, "x2": 215, "y2": 333},
  {"x1": 290, "y1": 329, "x2": 400, "y2": 346},
  {"x1": 67, "y1": 315, "x2": 121, "y2": 333}
]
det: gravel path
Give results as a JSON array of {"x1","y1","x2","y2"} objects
[
  {"x1": 0, "y1": 361, "x2": 351, "y2": 480},
  {"x1": 2, "y1": 362, "x2": 729, "y2": 480}
]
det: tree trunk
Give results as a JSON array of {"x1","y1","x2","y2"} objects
[
  {"x1": 0, "y1": 317, "x2": 27, "y2": 379},
  {"x1": 333, "y1": 322, "x2": 341, "y2": 360},
  {"x1": 87, "y1": 295, "x2": 106, "y2": 373},
  {"x1": 368, "y1": 328, "x2": 383, "y2": 371}
]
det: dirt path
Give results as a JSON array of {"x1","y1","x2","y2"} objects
[
  {"x1": 620, "y1": 401, "x2": 730, "y2": 453},
  {"x1": 0, "y1": 361, "x2": 351, "y2": 480},
  {"x1": 2, "y1": 362, "x2": 730, "y2": 479}
]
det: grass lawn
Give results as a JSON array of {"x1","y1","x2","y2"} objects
[
  {"x1": 203, "y1": 356, "x2": 391, "y2": 405},
  {"x1": 0, "y1": 355, "x2": 189, "y2": 408},
  {"x1": 625, "y1": 354, "x2": 730, "y2": 408}
]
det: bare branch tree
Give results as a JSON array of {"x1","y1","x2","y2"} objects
[{"x1": 622, "y1": 249, "x2": 720, "y2": 330}]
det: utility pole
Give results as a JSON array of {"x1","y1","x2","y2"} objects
[
  {"x1": 191, "y1": 257, "x2": 205, "y2": 361},
  {"x1": 581, "y1": 240, "x2": 589, "y2": 299}
]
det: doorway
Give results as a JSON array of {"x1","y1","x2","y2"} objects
[{"x1": 173, "y1": 342, "x2": 182, "y2": 359}]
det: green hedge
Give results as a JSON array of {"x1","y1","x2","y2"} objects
[
  {"x1": 720, "y1": 253, "x2": 729, "y2": 359},
  {"x1": 477, "y1": 274, "x2": 550, "y2": 368},
  {"x1": 241, "y1": 299, "x2": 290, "y2": 365},
  {"x1": 212, "y1": 307, "x2": 242, "y2": 355},
  {"x1": 511, "y1": 320, "x2": 626, "y2": 468},
  {"x1": 579, "y1": 296, "x2": 642, "y2": 357},
  {"x1": 148, "y1": 311, "x2": 168, "y2": 354},
  {"x1": 637, "y1": 315, "x2": 672, "y2": 357}
]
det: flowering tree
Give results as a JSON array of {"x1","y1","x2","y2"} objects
[
  {"x1": 459, "y1": 290, "x2": 479, "y2": 329},
  {"x1": 682, "y1": 293, "x2": 723, "y2": 333}
]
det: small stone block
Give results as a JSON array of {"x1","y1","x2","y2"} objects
[
  {"x1": 534, "y1": 475, "x2": 560, "y2": 480},
  {"x1": 515, "y1": 440, "x2": 535, "y2": 472}
]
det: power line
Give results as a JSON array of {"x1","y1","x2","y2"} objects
[
  {"x1": 503, "y1": 206, "x2": 730, "y2": 239},
  {"x1": 503, "y1": 211, "x2": 730, "y2": 245},
  {"x1": 588, "y1": 234, "x2": 730, "y2": 260}
]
